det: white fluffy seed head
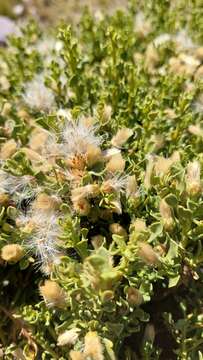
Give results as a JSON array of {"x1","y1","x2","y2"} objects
[
  {"x1": 23, "y1": 74, "x2": 55, "y2": 111},
  {"x1": 25, "y1": 211, "x2": 60, "y2": 267},
  {"x1": 101, "y1": 174, "x2": 127, "y2": 194},
  {"x1": 0, "y1": 171, "x2": 35, "y2": 196},
  {"x1": 61, "y1": 118, "x2": 102, "y2": 160}
]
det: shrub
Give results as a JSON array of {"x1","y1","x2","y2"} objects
[{"x1": 0, "y1": 2, "x2": 203, "y2": 359}]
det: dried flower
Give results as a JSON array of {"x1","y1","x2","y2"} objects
[
  {"x1": 109, "y1": 223, "x2": 127, "y2": 239},
  {"x1": 103, "y1": 147, "x2": 121, "y2": 161},
  {"x1": 194, "y1": 47, "x2": 203, "y2": 61},
  {"x1": 0, "y1": 193, "x2": 9, "y2": 205},
  {"x1": 111, "y1": 127, "x2": 133, "y2": 148},
  {"x1": 100, "y1": 104, "x2": 112, "y2": 125},
  {"x1": 1, "y1": 244, "x2": 24, "y2": 263},
  {"x1": 130, "y1": 219, "x2": 147, "y2": 233},
  {"x1": 194, "y1": 65, "x2": 203, "y2": 80},
  {"x1": 110, "y1": 197, "x2": 122, "y2": 214},
  {"x1": 72, "y1": 198, "x2": 91, "y2": 216},
  {"x1": 1, "y1": 102, "x2": 12, "y2": 116},
  {"x1": 159, "y1": 199, "x2": 174, "y2": 231},
  {"x1": 57, "y1": 328, "x2": 80, "y2": 347},
  {"x1": 126, "y1": 287, "x2": 143, "y2": 306},
  {"x1": 71, "y1": 184, "x2": 100, "y2": 203},
  {"x1": 164, "y1": 108, "x2": 177, "y2": 120},
  {"x1": 169, "y1": 53, "x2": 200, "y2": 76},
  {"x1": 26, "y1": 211, "x2": 60, "y2": 267},
  {"x1": 137, "y1": 242, "x2": 159, "y2": 266},
  {"x1": 84, "y1": 331, "x2": 104, "y2": 360},
  {"x1": 91, "y1": 235, "x2": 105, "y2": 249},
  {"x1": 101, "y1": 174, "x2": 127, "y2": 194},
  {"x1": 23, "y1": 75, "x2": 55, "y2": 111},
  {"x1": 69, "y1": 351, "x2": 84, "y2": 360},
  {"x1": 154, "y1": 152, "x2": 180, "y2": 177},
  {"x1": 62, "y1": 119, "x2": 102, "y2": 170},
  {"x1": 22, "y1": 147, "x2": 44, "y2": 162},
  {"x1": 86, "y1": 144, "x2": 102, "y2": 167},
  {"x1": 143, "y1": 324, "x2": 155, "y2": 346},
  {"x1": 179, "y1": 53, "x2": 200, "y2": 71},
  {"x1": 126, "y1": 175, "x2": 139, "y2": 198},
  {"x1": 188, "y1": 124, "x2": 203, "y2": 137},
  {"x1": 33, "y1": 193, "x2": 61, "y2": 213},
  {"x1": 0, "y1": 139, "x2": 17, "y2": 160},
  {"x1": 0, "y1": 171, "x2": 34, "y2": 196},
  {"x1": 29, "y1": 127, "x2": 50, "y2": 152},
  {"x1": 39, "y1": 280, "x2": 66, "y2": 308},
  {"x1": 106, "y1": 153, "x2": 125, "y2": 173},
  {"x1": 185, "y1": 160, "x2": 201, "y2": 196}
]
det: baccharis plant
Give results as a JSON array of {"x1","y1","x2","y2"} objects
[{"x1": 0, "y1": 1, "x2": 203, "y2": 359}]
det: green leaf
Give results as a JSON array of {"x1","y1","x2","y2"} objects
[
  {"x1": 76, "y1": 239, "x2": 89, "y2": 259},
  {"x1": 178, "y1": 205, "x2": 192, "y2": 225},
  {"x1": 112, "y1": 234, "x2": 126, "y2": 252},
  {"x1": 165, "y1": 238, "x2": 179, "y2": 260},
  {"x1": 168, "y1": 275, "x2": 180, "y2": 288},
  {"x1": 164, "y1": 194, "x2": 178, "y2": 207},
  {"x1": 19, "y1": 258, "x2": 30, "y2": 270},
  {"x1": 149, "y1": 222, "x2": 163, "y2": 242}
]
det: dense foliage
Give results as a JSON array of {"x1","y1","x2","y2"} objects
[{"x1": 0, "y1": 2, "x2": 203, "y2": 359}]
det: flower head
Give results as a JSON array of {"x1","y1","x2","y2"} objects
[
  {"x1": 39, "y1": 280, "x2": 66, "y2": 308},
  {"x1": 188, "y1": 124, "x2": 203, "y2": 137},
  {"x1": 57, "y1": 328, "x2": 80, "y2": 347},
  {"x1": 62, "y1": 119, "x2": 101, "y2": 156},
  {"x1": 0, "y1": 139, "x2": 17, "y2": 160},
  {"x1": 185, "y1": 160, "x2": 201, "y2": 195},
  {"x1": 84, "y1": 331, "x2": 104, "y2": 360},
  {"x1": 0, "y1": 171, "x2": 35, "y2": 198},
  {"x1": 61, "y1": 118, "x2": 102, "y2": 169},
  {"x1": 137, "y1": 242, "x2": 159, "y2": 266},
  {"x1": 159, "y1": 199, "x2": 174, "y2": 231},
  {"x1": 111, "y1": 127, "x2": 133, "y2": 148},
  {"x1": 1, "y1": 244, "x2": 24, "y2": 263},
  {"x1": 109, "y1": 223, "x2": 127, "y2": 239},
  {"x1": 101, "y1": 174, "x2": 127, "y2": 194},
  {"x1": 126, "y1": 287, "x2": 143, "y2": 306},
  {"x1": 105, "y1": 153, "x2": 125, "y2": 173},
  {"x1": 25, "y1": 211, "x2": 61, "y2": 268}
]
